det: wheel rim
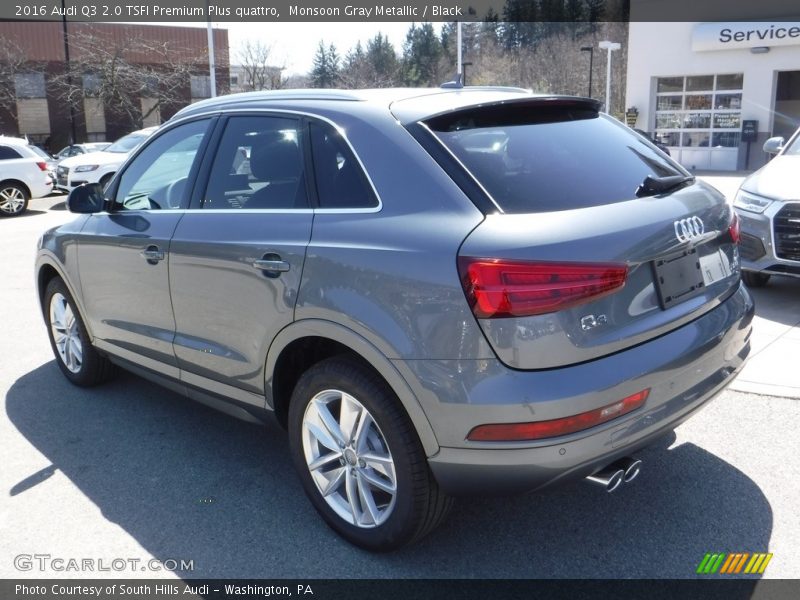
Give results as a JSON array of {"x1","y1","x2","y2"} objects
[
  {"x1": 49, "y1": 292, "x2": 83, "y2": 373},
  {"x1": 0, "y1": 187, "x2": 25, "y2": 214},
  {"x1": 301, "y1": 389, "x2": 397, "y2": 528}
]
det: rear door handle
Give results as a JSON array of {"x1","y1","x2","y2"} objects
[
  {"x1": 252, "y1": 259, "x2": 290, "y2": 273},
  {"x1": 140, "y1": 246, "x2": 165, "y2": 263}
]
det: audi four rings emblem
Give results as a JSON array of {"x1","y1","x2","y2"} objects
[{"x1": 674, "y1": 216, "x2": 705, "y2": 243}]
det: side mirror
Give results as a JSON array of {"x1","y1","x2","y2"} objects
[
  {"x1": 763, "y1": 136, "x2": 784, "y2": 155},
  {"x1": 66, "y1": 183, "x2": 106, "y2": 214}
]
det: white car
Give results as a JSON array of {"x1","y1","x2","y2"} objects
[
  {"x1": 56, "y1": 127, "x2": 157, "y2": 192},
  {"x1": 0, "y1": 136, "x2": 55, "y2": 216}
]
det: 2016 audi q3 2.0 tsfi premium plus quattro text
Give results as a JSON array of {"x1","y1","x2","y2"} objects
[{"x1": 36, "y1": 88, "x2": 753, "y2": 551}]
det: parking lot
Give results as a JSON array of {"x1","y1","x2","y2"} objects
[{"x1": 1, "y1": 182, "x2": 799, "y2": 579}]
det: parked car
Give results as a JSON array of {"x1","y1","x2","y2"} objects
[
  {"x1": 0, "y1": 136, "x2": 55, "y2": 216},
  {"x1": 55, "y1": 127, "x2": 157, "y2": 191},
  {"x1": 54, "y1": 143, "x2": 111, "y2": 163},
  {"x1": 734, "y1": 126, "x2": 800, "y2": 287},
  {"x1": 36, "y1": 89, "x2": 753, "y2": 550}
]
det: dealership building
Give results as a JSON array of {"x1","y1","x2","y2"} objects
[{"x1": 626, "y1": 18, "x2": 800, "y2": 172}]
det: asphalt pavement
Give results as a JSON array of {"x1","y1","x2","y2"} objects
[{"x1": 1, "y1": 189, "x2": 798, "y2": 579}]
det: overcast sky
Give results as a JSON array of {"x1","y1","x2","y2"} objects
[{"x1": 159, "y1": 22, "x2": 438, "y2": 75}]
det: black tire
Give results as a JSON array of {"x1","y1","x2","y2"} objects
[
  {"x1": 288, "y1": 356, "x2": 452, "y2": 551},
  {"x1": 43, "y1": 277, "x2": 117, "y2": 386},
  {"x1": 742, "y1": 270, "x2": 770, "y2": 288},
  {"x1": 0, "y1": 182, "x2": 29, "y2": 217}
]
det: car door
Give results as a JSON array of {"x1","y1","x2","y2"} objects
[
  {"x1": 168, "y1": 114, "x2": 313, "y2": 400},
  {"x1": 76, "y1": 117, "x2": 214, "y2": 377}
]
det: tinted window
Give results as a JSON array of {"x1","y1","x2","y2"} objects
[
  {"x1": 0, "y1": 146, "x2": 22, "y2": 160},
  {"x1": 203, "y1": 116, "x2": 307, "y2": 210},
  {"x1": 428, "y1": 104, "x2": 685, "y2": 213},
  {"x1": 114, "y1": 119, "x2": 210, "y2": 210},
  {"x1": 310, "y1": 121, "x2": 377, "y2": 209}
]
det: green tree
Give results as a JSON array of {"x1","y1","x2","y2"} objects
[
  {"x1": 402, "y1": 23, "x2": 443, "y2": 87},
  {"x1": 365, "y1": 33, "x2": 400, "y2": 86},
  {"x1": 310, "y1": 41, "x2": 340, "y2": 88}
]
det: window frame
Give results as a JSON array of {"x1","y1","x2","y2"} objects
[
  {"x1": 186, "y1": 109, "x2": 382, "y2": 214},
  {"x1": 104, "y1": 115, "x2": 217, "y2": 212}
]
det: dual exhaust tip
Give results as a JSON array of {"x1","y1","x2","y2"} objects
[{"x1": 585, "y1": 457, "x2": 642, "y2": 493}]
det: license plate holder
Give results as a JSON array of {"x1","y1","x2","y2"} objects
[{"x1": 652, "y1": 248, "x2": 705, "y2": 309}]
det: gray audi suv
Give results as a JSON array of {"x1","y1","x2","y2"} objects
[{"x1": 36, "y1": 88, "x2": 753, "y2": 551}]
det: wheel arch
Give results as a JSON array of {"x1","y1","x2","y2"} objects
[
  {"x1": 0, "y1": 178, "x2": 31, "y2": 198},
  {"x1": 35, "y1": 257, "x2": 94, "y2": 340},
  {"x1": 265, "y1": 319, "x2": 440, "y2": 457}
]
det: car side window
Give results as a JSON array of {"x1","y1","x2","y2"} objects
[
  {"x1": 203, "y1": 116, "x2": 308, "y2": 210},
  {"x1": 0, "y1": 145, "x2": 22, "y2": 160},
  {"x1": 309, "y1": 121, "x2": 378, "y2": 209},
  {"x1": 113, "y1": 119, "x2": 210, "y2": 211}
]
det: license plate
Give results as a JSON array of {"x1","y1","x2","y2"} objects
[{"x1": 652, "y1": 248, "x2": 705, "y2": 309}]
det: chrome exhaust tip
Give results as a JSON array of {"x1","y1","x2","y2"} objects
[
  {"x1": 585, "y1": 467, "x2": 625, "y2": 493},
  {"x1": 616, "y1": 457, "x2": 642, "y2": 483}
]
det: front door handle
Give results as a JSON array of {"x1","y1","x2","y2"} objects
[
  {"x1": 252, "y1": 259, "x2": 290, "y2": 273},
  {"x1": 140, "y1": 245, "x2": 165, "y2": 264}
]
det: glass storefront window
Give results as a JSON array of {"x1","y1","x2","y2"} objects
[
  {"x1": 656, "y1": 95, "x2": 683, "y2": 110},
  {"x1": 686, "y1": 75, "x2": 714, "y2": 91},
  {"x1": 716, "y1": 74, "x2": 744, "y2": 90},
  {"x1": 656, "y1": 113, "x2": 682, "y2": 129},
  {"x1": 713, "y1": 113, "x2": 741, "y2": 129},
  {"x1": 657, "y1": 77, "x2": 684, "y2": 93},
  {"x1": 685, "y1": 94, "x2": 712, "y2": 110},
  {"x1": 712, "y1": 132, "x2": 741, "y2": 148},
  {"x1": 656, "y1": 132, "x2": 681, "y2": 146},
  {"x1": 682, "y1": 132, "x2": 711, "y2": 147},
  {"x1": 683, "y1": 113, "x2": 712, "y2": 128},
  {"x1": 714, "y1": 93, "x2": 742, "y2": 109}
]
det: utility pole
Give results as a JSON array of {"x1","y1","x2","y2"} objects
[
  {"x1": 205, "y1": 0, "x2": 216, "y2": 97},
  {"x1": 61, "y1": 0, "x2": 77, "y2": 143},
  {"x1": 598, "y1": 40, "x2": 621, "y2": 114},
  {"x1": 580, "y1": 46, "x2": 593, "y2": 98}
]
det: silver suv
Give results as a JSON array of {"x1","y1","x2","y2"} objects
[{"x1": 36, "y1": 88, "x2": 754, "y2": 550}]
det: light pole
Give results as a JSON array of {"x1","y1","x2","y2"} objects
[
  {"x1": 61, "y1": 0, "x2": 77, "y2": 144},
  {"x1": 205, "y1": 0, "x2": 216, "y2": 97},
  {"x1": 598, "y1": 40, "x2": 620, "y2": 114},
  {"x1": 580, "y1": 46, "x2": 593, "y2": 98}
]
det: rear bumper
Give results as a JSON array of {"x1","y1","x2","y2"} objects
[{"x1": 394, "y1": 283, "x2": 754, "y2": 495}]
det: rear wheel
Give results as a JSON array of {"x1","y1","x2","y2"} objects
[
  {"x1": 288, "y1": 357, "x2": 452, "y2": 551},
  {"x1": 742, "y1": 270, "x2": 770, "y2": 288},
  {"x1": 44, "y1": 277, "x2": 117, "y2": 386},
  {"x1": 0, "y1": 183, "x2": 29, "y2": 216}
]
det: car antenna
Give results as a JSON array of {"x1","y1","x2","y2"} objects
[{"x1": 440, "y1": 72, "x2": 464, "y2": 89}]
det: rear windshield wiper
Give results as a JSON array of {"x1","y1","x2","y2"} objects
[{"x1": 636, "y1": 174, "x2": 695, "y2": 197}]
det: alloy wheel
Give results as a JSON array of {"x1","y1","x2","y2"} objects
[
  {"x1": 49, "y1": 292, "x2": 83, "y2": 373},
  {"x1": 0, "y1": 186, "x2": 26, "y2": 214},
  {"x1": 301, "y1": 389, "x2": 397, "y2": 528}
]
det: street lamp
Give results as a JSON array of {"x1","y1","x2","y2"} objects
[
  {"x1": 580, "y1": 46, "x2": 593, "y2": 98},
  {"x1": 598, "y1": 40, "x2": 621, "y2": 114}
]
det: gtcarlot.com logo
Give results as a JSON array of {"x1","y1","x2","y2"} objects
[
  {"x1": 14, "y1": 554, "x2": 194, "y2": 573},
  {"x1": 696, "y1": 552, "x2": 773, "y2": 575}
]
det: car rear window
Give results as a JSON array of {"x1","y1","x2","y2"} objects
[
  {"x1": 0, "y1": 145, "x2": 23, "y2": 160},
  {"x1": 426, "y1": 102, "x2": 684, "y2": 213}
]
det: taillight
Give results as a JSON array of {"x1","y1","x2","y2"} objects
[
  {"x1": 467, "y1": 389, "x2": 650, "y2": 442},
  {"x1": 36, "y1": 161, "x2": 48, "y2": 171},
  {"x1": 728, "y1": 212, "x2": 740, "y2": 244},
  {"x1": 458, "y1": 258, "x2": 627, "y2": 318}
]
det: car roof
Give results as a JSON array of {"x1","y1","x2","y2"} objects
[
  {"x1": 171, "y1": 87, "x2": 572, "y2": 125},
  {"x1": 0, "y1": 135, "x2": 33, "y2": 146}
]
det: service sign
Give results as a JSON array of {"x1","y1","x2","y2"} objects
[{"x1": 692, "y1": 22, "x2": 800, "y2": 52}]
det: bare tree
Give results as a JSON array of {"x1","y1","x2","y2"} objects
[
  {"x1": 237, "y1": 40, "x2": 287, "y2": 91},
  {"x1": 49, "y1": 30, "x2": 202, "y2": 131},
  {"x1": 0, "y1": 38, "x2": 33, "y2": 126}
]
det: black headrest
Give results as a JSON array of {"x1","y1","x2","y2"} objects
[{"x1": 249, "y1": 134, "x2": 302, "y2": 181}]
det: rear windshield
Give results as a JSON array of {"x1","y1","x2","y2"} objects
[{"x1": 427, "y1": 103, "x2": 685, "y2": 213}]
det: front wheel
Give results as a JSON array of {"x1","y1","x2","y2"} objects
[
  {"x1": 288, "y1": 357, "x2": 452, "y2": 551},
  {"x1": 44, "y1": 277, "x2": 117, "y2": 386}
]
